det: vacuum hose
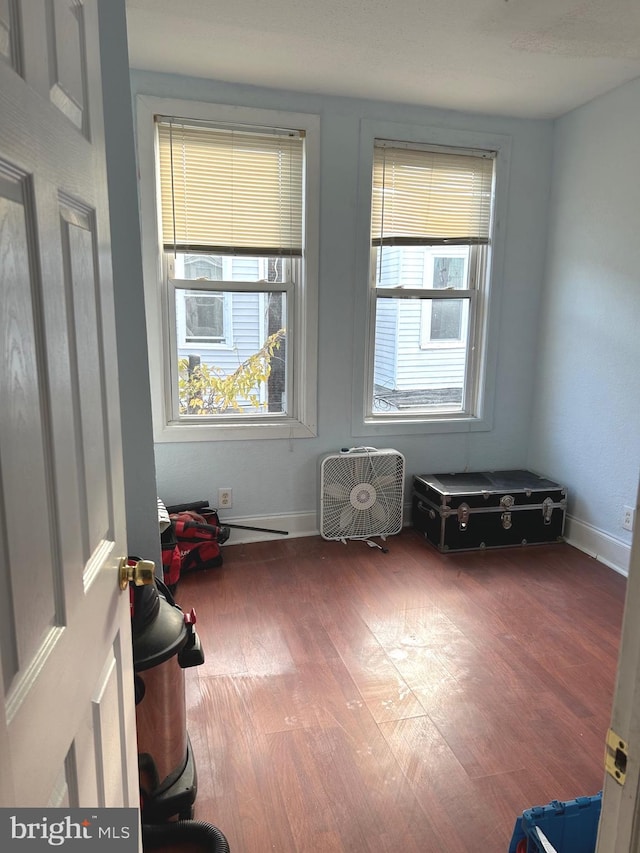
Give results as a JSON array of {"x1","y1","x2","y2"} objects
[{"x1": 142, "y1": 819, "x2": 230, "y2": 851}]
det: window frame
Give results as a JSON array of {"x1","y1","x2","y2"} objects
[
  {"x1": 166, "y1": 254, "x2": 295, "y2": 422},
  {"x1": 136, "y1": 96, "x2": 319, "y2": 442},
  {"x1": 352, "y1": 119, "x2": 511, "y2": 436}
]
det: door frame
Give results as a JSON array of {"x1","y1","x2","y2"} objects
[{"x1": 597, "y1": 478, "x2": 640, "y2": 852}]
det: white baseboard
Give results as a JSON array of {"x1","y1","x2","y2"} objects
[
  {"x1": 564, "y1": 515, "x2": 631, "y2": 576},
  {"x1": 218, "y1": 509, "x2": 632, "y2": 576},
  {"x1": 221, "y1": 510, "x2": 318, "y2": 545},
  {"x1": 221, "y1": 505, "x2": 415, "y2": 546}
]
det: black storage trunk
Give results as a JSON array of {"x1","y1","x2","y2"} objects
[{"x1": 412, "y1": 469, "x2": 566, "y2": 553}]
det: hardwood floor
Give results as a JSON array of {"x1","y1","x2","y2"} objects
[{"x1": 169, "y1": 531, "x2": 626, "y2": 852}]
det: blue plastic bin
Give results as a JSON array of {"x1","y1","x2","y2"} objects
[{"x1": 508, "y1": 792, "x2": 602, "y2": 853}]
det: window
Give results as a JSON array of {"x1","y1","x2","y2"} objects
[
  {"x1": 420, "y1": 248, "x2": 470, "y2": 346},
  {"x1": 167, "y1": 251, "x2": 290, "y2": 416},
  {"x1": 157, "y1": 117, "x2": 301, "y2": 421},
  {"x1": 184, "y1": 290, "x2": 225, "y2": 344},
  {"x1": 177, "y1": 254, "x2": 227, "y2": 346},
  {"x1": 137, "y1": 98, "x2": 319, "y2": 441},
  {"x1": 368, "y1": 141, "x2": 495, "y2": 419}
]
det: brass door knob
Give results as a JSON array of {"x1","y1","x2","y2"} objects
[{"x1": 119, "y1": 557, "x2": 155, "y2": 590}]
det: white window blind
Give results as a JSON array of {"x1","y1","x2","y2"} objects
[
  {"x1": 371, "y1": 142, "x2": 495, "y2": 247},
  {"x1": 157, "y1": 118, "x2": 304, "y2": 256}
]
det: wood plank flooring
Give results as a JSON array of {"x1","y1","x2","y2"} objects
[{"x1": 169, "y1": 531, "x2": 626, "y2": 852}]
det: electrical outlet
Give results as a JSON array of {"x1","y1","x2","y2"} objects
[
  {"x1": 218, "y1": 487, "x2": 233, "y2": 509},
  {"x1": 622, "y1": 505, "x2": 635, "y2": 532}
]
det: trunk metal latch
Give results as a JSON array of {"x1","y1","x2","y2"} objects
[
  {"x1": 500, "y1": 495, "x2": 514, "y2": 528},
  {"x1": 542, "y1": 497, "x2": 554, "y2": 525},
  {"x1": 458, "y1": 502, "x2": 470, "y2": 531}
]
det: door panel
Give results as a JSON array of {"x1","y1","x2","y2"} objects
[
  {"x1": 0, "y1": 0, "x2": 139, "y2": 813},
  {"x1": 46, "y1": 0, "x2": 87, "y2": 134},
  {"x1": 0, "y1": 0, "x2": 21, "y2": 72},
  {"x1": 49, "y1": 763, "x2": 72, "y2": 808},
  {"x1": 0, "y1": 166, "x2": 59, "y2": 681},
  {"x1": 61, "y1": 201, "x2": 111, "y2": 554},
  {"x1": 92, "y1": 649, "x2": 126, "y2": 807}
]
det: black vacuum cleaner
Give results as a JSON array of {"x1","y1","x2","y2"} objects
[{"x1": 130, "y1": 569, "x2": 230, "y2": 851}]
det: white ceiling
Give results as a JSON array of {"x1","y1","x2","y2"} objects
[{"x1": 125, "y1": 0, "x2": 640, "y2": 119}]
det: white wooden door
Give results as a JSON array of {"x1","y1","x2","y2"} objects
[{"x1": 0, "y1": 0, "x2": 140, "y2": 809}]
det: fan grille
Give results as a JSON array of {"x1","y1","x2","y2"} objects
[{"x1": 320, "y1": 449, "x2": 405, "y2": 540}]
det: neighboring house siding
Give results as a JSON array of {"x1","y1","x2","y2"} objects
[
  {"x1": 374, "y1": 298, "x2": 398, "y2": 388},
  {"x1": 398, "y1": 246, "x2": 424, "y2": 286},
  {"x1": 227, "y1": 291, "x2": 263, "y2": 358},
  {"x1": 231, "y1": 256, "x2": 263, "y2": 281},
  {"x1": 373, "y1": 248, "x2": 401, "y2": 388},
  {"x1": 397, "y1": 299, "x2": 465, "y2": 389}
]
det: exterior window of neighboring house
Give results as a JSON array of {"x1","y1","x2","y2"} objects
[
  {"x1": 142, "y1": 108, "x2": 318, "y2": 439},
  {"x1": 368, "y1": 141, "x2": 495, "y2": 419},
  {"x1": 180, "y1": 255, "x2": 226, "y2": 345},
  {"x1": 420, "y1": 248, "x2": 469, "y2": 346},
  {"x1": 184, "y1": 290, "x2": 225, "y2": 344}
]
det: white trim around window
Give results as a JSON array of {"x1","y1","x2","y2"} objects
[
  {"x1": 136, "y1": 96, "x2": 320, "y2": 442},
  {"x1": 351, "y1": 118, "x2": 512, "y2": 437}
]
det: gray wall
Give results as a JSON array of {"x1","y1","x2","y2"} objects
[
  {"x1": 98, "y1": 1, "x2": 160, "y2": 567},
  {"x1": 130, "y1": 70, "x2": 554, "y2": 527},
  {"x1": 529, "y1": 78, "x2": 640, "y2": 564}
]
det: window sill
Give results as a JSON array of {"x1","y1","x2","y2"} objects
[
  {"x1": 153, "y1": 417, "x2": 317, "y2": 443},
  {"x1": 180, "y1": 342, "x2": 233, "y2": 351},
  {"x1": 355, "y1": 413, "x2": 492, "y2": 437},
  {"x1": 419, "y1": 341, "x2": 465, "y2": 350}
]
